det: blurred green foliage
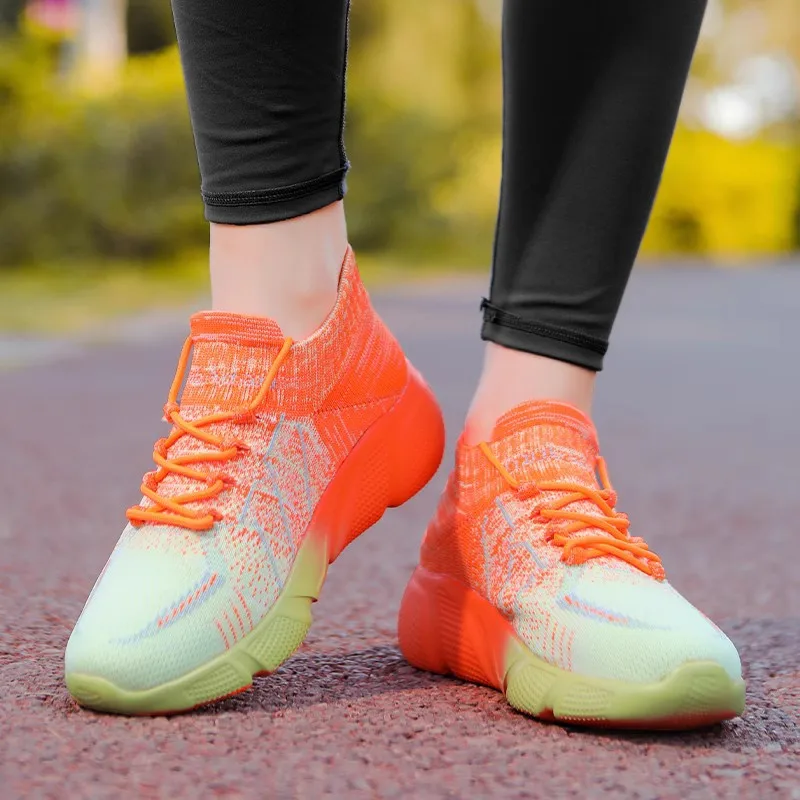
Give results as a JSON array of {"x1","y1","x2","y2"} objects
[
  {"x1": 646, "y1": 129, "x2": 800, "y2": 256},
  {"x1": 127, "y1": 0, "x2": 175, "y2": 55},
  {"x1": 0, "y1": 39, "x2": 204, "y2": 267},
  {"x1": 0, "y1": 0, "x2": 25, "y2": 31},
  {"x1": 0, "y1": 1, "x2": 504, "y2": 269},
  {"x1": 0, "y1": 1, "x2": 798, "y2": 273}
]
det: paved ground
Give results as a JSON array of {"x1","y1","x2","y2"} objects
[{"x1": 2, "y1": 265, "x2": 800, "y2": 798}]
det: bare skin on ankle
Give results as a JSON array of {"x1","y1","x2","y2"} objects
[
  {"x1": 210, "y1": 201, "x2": 348, "y2": 340},
  {"x1": 464, "y1": 342, "x2": 596, "y2": 445}
]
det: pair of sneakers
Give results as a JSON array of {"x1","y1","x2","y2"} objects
[{"x1": 65, "y1": 249, "x2": 745, "y2": 728}]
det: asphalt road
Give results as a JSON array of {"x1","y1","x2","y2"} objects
[{"x1": 2, "y1": 264, "x2": 799, "y2": 798}]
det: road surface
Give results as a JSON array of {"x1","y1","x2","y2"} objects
[{"x1": 2, "y1": 265, "x2": 799, "y2": 798}]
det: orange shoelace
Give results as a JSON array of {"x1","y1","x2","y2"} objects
[
  {"x1": 126, "y1": 336, "x2": 293, "y2": 532},
  {"x1": 479, "y1": 443, "x2": 664, "y2": 579}
]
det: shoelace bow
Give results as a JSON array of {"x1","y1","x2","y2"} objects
[
  {"x1": 479, "y1": 442, "x2": 664, "y2": 579},
  {"x1": 126, "y1": 336, "x2": 294, "y2": 531}
]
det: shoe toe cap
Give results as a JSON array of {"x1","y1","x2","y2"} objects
[
  {"x1": 576, "y1": 571, "x2": 742, "y2": 683},
  {"x1": 65, "y1": 544, "x2": 226, "y2": 692},
  {"x1": 519, "y1": 565, "x2": 743, "y2": 684}
]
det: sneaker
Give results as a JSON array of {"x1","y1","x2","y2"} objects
[
  {"x1": 398, "y1": 401, "x2": 744, "y2": 729},
  {"x1": 65, "y1": 247, "x2": 445, "y2": 715}
]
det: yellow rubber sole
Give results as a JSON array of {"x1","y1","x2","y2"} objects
[{"x1": 504, "y1": 638, "x2": 745, "y2": 728}]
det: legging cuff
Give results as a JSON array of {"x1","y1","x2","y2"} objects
[
  {"x1": 480, "y1": 300, "x2": 608, "y2": 372},
  {"x1": 202, "y1": 167, "x2": 348, "y2": 225}
]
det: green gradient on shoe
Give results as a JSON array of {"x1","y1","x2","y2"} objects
[{"x1": 66, "y1": 533, "x2": 327, "y2": 715}]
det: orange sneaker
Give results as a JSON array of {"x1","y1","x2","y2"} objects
[
  {"x1": 399, "y1": 401, "x2": 744, "y2": 729},
  {"x1": 65, "y1": 247, "x2": 445, "y2": 715}
]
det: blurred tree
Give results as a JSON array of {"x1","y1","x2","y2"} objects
[
  {"x1": 346, "y1": 0, "x2": 501, "y2": 260},
  {"x1": 0, "y1": 0, "x2": 26, "y2": 31},
  {"x1": 0, "y1": 0, "x2": 796, "y2": 265},
  {"x1": 127, "y1": 0, "x2": 175, "y2": 55}
]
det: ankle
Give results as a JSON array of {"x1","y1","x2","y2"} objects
[
  {"x1": 209, "y1": 201, "x2": 348, "y2": 340},
  {"x1": 464, "y1": 343, "x2": 596, "y2": 445}
]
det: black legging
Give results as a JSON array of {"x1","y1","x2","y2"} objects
[{"x1": 171, "y1": 0, "x2": 706, "y2": 371}]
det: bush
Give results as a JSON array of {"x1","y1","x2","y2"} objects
[
  {"x1": 128, "y1": 0, "x2": 176, "y2": 55},
  {"x1": 642, "y1": 127, "x2": 800, "y2": 258},
  {"x1": 0, "y1": 39, "x2": 204, "y2": 267},
  {"x1": 0, "y1": 1, "x2": 504, "y2": 269},
  {"x1": 0, "y1": 10, "x2": 797, "y2": 271},
  {"x1": 0, "y1": 2, "x2": 504, "y2": 270},
  {"x1": 0, "y1": 0, "x2": 25, "y2": 32}
]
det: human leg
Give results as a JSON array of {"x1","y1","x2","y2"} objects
[
  {"x1": 401, "y1": 0, "x2": 745, "y2": 729},
  {"x1": 468, "y1": 0, "x2": 709, "y2": 439},
  {"x1": 65, "y1": 0, "x2": 445, "y2": 714},
  {"x1": 173, "y1": 0, "x2": 350, "y2": 338}
]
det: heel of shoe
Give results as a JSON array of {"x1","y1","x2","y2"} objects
[
  {"x1": 318, "y1": 364, "x2": 445, "y2": 563},
  {"x1": 387, "y1": 365, "x2": 445, "y2": 508},
  {"x1": 398, "y1": 567, "x2": 512, "y2": 690},
  {"x1": 397, "y1": 567, "x2": 449, "y2": 675}
]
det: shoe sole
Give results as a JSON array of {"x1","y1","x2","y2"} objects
[
  {"x1": 66, "y1": 365, "x2": 445, "y2": 715},
  {"x1": 398, "y1": 567, "x2": 746, "y2": 730}
]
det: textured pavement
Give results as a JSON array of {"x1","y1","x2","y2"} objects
[{"x1": 1, "y1": 265, "x2": 799, "y2": 798}]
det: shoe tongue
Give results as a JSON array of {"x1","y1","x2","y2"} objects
[
  {"x1": 490, "y1": 401, "x2": 599, "y2": 486},
  {"x1": 180, "y1": 312, "x2": 287, "y2": 410}
]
